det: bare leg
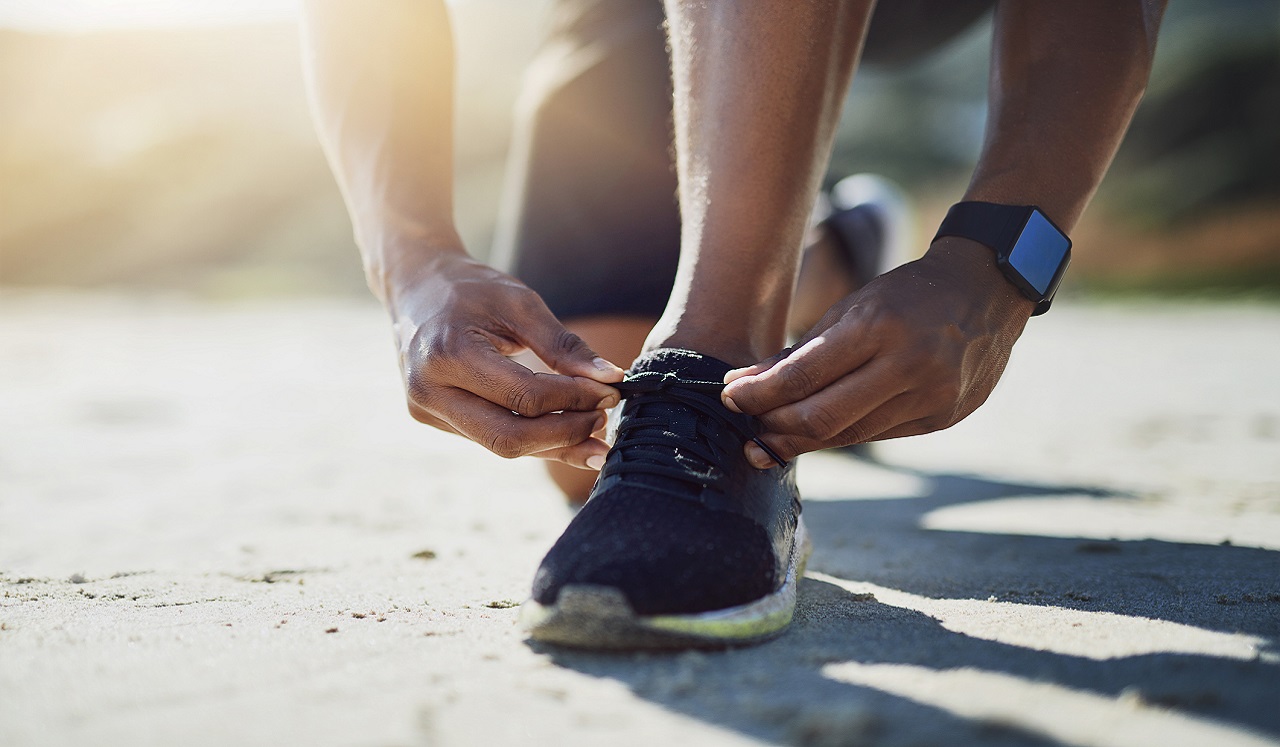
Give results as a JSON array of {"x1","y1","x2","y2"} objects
[
  {"x1": 550, "y1": 221, "x2": 883, "y2": 503},
  {"x1": 646, "y1": 1, "x2": 876, "y2": 366},
  {"x1": 788, "y1": 227, "x2": 857, "y2": 337}
]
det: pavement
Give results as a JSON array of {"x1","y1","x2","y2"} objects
[{"x1": 1, "y1": 291, "x2": 1278, "y2": 747}]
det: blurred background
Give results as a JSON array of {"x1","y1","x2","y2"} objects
[{"x1": 1, "y1": 0, "x2": 1278, "y2": 300}]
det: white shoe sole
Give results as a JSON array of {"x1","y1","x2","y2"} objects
[{"x1": 520, "y1": 518, "x2": 812, "y2": 650}]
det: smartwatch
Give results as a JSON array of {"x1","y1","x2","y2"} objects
[{"x1": 933, "y1": 201, "x2": 1072, "y2": 316}]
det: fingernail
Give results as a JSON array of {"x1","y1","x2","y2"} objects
[
  {"x1": 596, "y1": 393, "x2": 619, "y2": 410},
  {"x1": 723, "y1": 395, "x2": 742, "y2": 414},
  {"x1": 593, "y1": 413, "x2": 608, "y2": 432},
  {"x1": 744, "y1": 442, "x2": 770, "y2": 469},
  {"x1": 593, "y1": 357, "x2": 622, "y2": 373},
  {"x1": 586, "y1": 454, "x2": 605, "y2": 471}
]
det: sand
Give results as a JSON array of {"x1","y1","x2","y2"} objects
[{"x1": 1, "y1": 291, "x2": 1277, "y2": 747}]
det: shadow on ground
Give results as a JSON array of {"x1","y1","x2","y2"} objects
[{"x1": 535, "y1": 465, "x2": 1280, "y2": 746}]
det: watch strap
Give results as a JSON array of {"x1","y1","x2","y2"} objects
[
  {"x1": 933, "y1": 201, "x2": 1031, "y2": 255},
  {"x1": 933, "y1": 201, "x2": 1058, "y2": 316}
]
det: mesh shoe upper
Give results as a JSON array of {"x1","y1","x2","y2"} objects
[{"x1": 531, "y1": 349, "x2": 801, "y2": 616}]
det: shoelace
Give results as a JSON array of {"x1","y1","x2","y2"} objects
[{"x1": 609, "y1": 371, "x2": 787, "y2": 488}]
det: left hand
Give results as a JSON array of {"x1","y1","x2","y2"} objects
[{"x1": 721, "y1": 238, "x2": 1037, "y2": 468}]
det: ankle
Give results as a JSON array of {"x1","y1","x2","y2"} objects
[{"x1": 642, "y1": 331, "x2": 776, "y2": 369}]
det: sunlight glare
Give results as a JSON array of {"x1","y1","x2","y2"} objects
[{"x1": 0, "y1": 0, "x2": 297, "y2": 32}]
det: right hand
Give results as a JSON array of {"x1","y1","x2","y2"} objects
[{"x1": 389, "y1": 251, "x2": 625, "y2": 468}]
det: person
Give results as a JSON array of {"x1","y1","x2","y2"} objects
[{"x1": 301, "y1": 0, "x2": 1166, "y2": 649}]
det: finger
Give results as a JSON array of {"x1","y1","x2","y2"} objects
[
  {"x1": 410, "y1": 328, "x2": 619, "y2": 417},
  {"x1": 456, "y1": 341, "x2": 620, "y2": 417},
  {"x1": 723, "y1": 329, "x2": 876, "y2": 416},
  {"x1": 434, "y1": 388, "x2": 608, "y2": 458},
  {"x1": 859, "y1": 418, "x2": 934, "y2": 443},
  {"x1": 753, "y1": 358, "x2": 904, "y2": 443},
  {"x1": 529, "y1": 436, "x2": 611, "y2": 471},
  {"x1": 516, "y1": 298, "x2": 625, "y2": 384},
  {"x1": 407, "y1": 400, "x2": 460, "y2": 435},
  {"x1": 723, "y1": 304, "x2": 843, "y2": 386},
  {"x1": 744, "y1": 392, "x2": 917, "y2": 468},
  {"x1": 723, "y1": 348, "x2": 788, "y2": 385},
  {"x1": 863, "y1": 403, "x2": 961, "y2": 442}
]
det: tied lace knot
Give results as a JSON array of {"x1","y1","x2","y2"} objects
[
  {"x1": 611, "y1": 371, "x2": 788, "y2": 470},
  {"x1": 612, "y1": 370, "x2": 724, "y2": 397}
]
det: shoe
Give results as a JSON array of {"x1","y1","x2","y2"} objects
[
  {"x1": 520, "y1": 348, "x2": 810, "y2": 650},
  {"x1": 822, "y1": 173, "x2": 912, "y2": 288}
]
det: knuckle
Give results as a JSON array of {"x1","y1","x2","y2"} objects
[
  {"x1": 436, "y1": 328, "x2": 475, "y2": 364},
  {"x1": 865, "y1": 307, "x2": 906, "y2": 337},
  {"x1": 404, "y1": 369, "x2": 427, "y2": 402},
  {"x1": 510, "y1": 285, "x2": 543, "y2": 310},
  {"x1": 406, "y1": 346, "x2": 458, "y2": 393},
  {"x1": 553, "y1": 328, "x2": 588, "y2": 355},
  {"x1": 512, "y1": 288, "x2": 556, "y2": 324},
  {"x1": 504, "y1": 380, "x2": 546, "y2": 417},
  {"x1": 404, "y1": 373, "x2": 442, "y2": 411},
  {"x1": 809, "y1": 405, "x2": 846, "y2": 441},
  {"x1": 836, "y1": 421, "x2": 871, "y2": 446},
  {"x1": 408, "y1": 325, "x2": 446, "y2": 364},
  {"x1": 727, "y1": 385, "x2": 761, "y2": 414},
  {"x1": 484, "y1": 429, "x2": 524, "y2": 459},
  {"x1": 406, "y1": 401, "x2": 432, "y2": 424},
  {"x1": 777, "y1": 360, "x2": 820, "y2": 396},
  {"x1": 774, "y1": 437, "x2": 806, "y2": 462},
  {"x1": 789, "y1": 403, "x2": 842, "y2": 441},
  {"x1": 917, "y1": 413, "x2": 950, "y2": 433}
]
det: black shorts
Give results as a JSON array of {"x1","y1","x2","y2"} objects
[{"x1": 490, "y1": 0, "x2": 994, "y2": 321}]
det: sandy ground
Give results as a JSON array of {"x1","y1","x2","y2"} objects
[{"x1": 1, "y1": 291, "x2": 1278, "y2": 747}]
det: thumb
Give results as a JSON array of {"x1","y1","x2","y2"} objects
[
  {"x1": 724, "y1": 340, "x2": 802, "y2": 388},
  {"x1": 722, "y1": 347, "x2": 791, "y2": 413},
  {"x1": 723, "y1": 347, "x2": 790, "y2": 385},
  {"x1": 519, "y1": 300, "x2": 625, "y2": 384}
]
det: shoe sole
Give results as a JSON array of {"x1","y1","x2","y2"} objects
[{"x1": 519, "y1": 518, "x2": 812, "y2": 650}]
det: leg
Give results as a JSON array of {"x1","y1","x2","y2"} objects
[
  {"x1": 522, "y1": 1, "x2": 1003, "y2": 650},
  {"x1": 788, "y1": 0, "x2": 995, "y2": 336},
  {"x1": 491, "y1": 0, "x2": 679, "y2": 327},
  {"x1": 648, "y1": 2, "x2": 877, "y2": 365},
  {"x1": 496, "y1": 0, "x2": 996, "y2": 351},
  {"x1": 491, "y1": 1, "x2": 678, "y2": 503}
]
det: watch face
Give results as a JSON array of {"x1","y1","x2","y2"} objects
[{"x1": 1009, "y1": 210, "x2": 1071, "y2": 295}]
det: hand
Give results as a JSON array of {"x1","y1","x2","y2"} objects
[
  {"x1": 721, "y1": 238, "x2": 1036, "y2": 467},
  {"x1": 389, "y1": 251, "x2": 625, "y2": 468}
]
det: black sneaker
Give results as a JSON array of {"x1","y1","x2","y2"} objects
[
  {"x1": 822, "y1": 173, "x2": 910, "y2": 289},
  {"x1": 520, "y1": 348, "x2": 810, "y2": 650}
]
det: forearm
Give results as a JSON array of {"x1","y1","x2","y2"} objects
[
  {"x1": 657, "y1": 0, "x2": 875, "y2": 360},
  {"x1": 963, "y1": 0, "x2": 1167, "y2": 231},
  {"x1": 300, "y1": 0, "x2": 462, "y2": 307},
  {"x1": 719, "y1": 1, "x2": 1168, "y2": 460}
]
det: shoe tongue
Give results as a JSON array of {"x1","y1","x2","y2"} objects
[
  {"x1": 627, "y1": 348, "x2": 735, "y2": 384},
  {"x1": 609, "y1": 349, "x2": 743, "y2": 494}
]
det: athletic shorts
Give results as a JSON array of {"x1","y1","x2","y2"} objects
[{"x1": 490, "y1": 0, "x2": 994, "y2": 321}]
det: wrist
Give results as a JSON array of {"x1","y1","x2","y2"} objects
[
  {"x1": 923, "y1": 236, "x2": 1037, "y2": 322},
  {"x1": 369, "y1": 230, "x2": 468, "y2": 315}
]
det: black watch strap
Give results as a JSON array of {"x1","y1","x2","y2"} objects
[
  {"x1": 934, "y1": 201, "x2": 1068, "y2": 316},
  {"x1": 934, "y1": 201, "x2": 1030, "y2": 255}
]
